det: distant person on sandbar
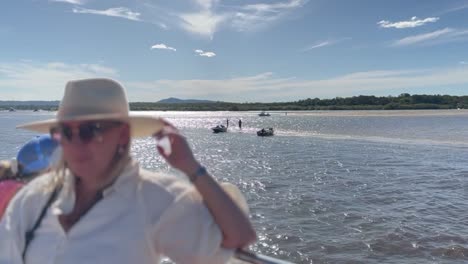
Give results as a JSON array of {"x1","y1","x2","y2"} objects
[
  {"x1": 238, "y1": 119, "x2": 242, "y2": 129},
  {"x1": 226, "y1": 118, "x2": 229, "y2": 128}
]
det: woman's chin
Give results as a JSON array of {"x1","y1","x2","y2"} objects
[{"x1": 68, "y1": 164, "x2": 98, "y2": 179}]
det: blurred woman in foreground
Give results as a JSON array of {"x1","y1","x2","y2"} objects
[{"x1": 0, "y1": 78, "x2": 256, "y2": 264}]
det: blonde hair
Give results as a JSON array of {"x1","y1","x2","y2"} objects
[{"x1": 0, "y1": 160, "x2": 17, "y2": 180}]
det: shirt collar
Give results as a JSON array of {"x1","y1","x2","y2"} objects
[{"x1": 52, "y1": 159, "x2": 140, "y2": 215}]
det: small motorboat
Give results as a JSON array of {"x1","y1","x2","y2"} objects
[
  {"x1": 212, "y1": 125, "x2": 227, "y2": 133},
  {"x1": 258, "y1": 111, "x2": 270, "y2": 117},
  {"x1": 8, "y1": 107, "x2": 16, "y2": 112},
  {"x1": 257, "y1": 128, "x2": 274, "y2": 137}
]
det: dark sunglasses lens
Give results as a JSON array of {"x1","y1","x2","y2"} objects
[
  {"x1": 54, "y1": 122, "x2": 119, "y2": 143},
  {"x1": 79, "y1": 123, "x2": 97, "y2": 142},
  {"x1": 62, "y1": 126, "x2": 73, "y2": 142}
]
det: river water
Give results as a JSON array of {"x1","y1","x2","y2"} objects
[{"x1": 1, "y1": 110, "x2": 468, "y2": 264}]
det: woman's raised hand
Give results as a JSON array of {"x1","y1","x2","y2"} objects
[
  {"x1": 153, "y1": 119, "x2": 200, "y2": 176},
  {"x1": 154, "y1": 119, "x2": 257, "y2": 249}
]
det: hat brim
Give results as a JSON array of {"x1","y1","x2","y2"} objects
[{"x1": 16, "y1": 113, "x2": 164, "y2": 138}]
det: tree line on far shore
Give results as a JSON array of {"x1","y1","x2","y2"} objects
[
  {"x1": 130, "y1": 94, "x2": 468, "y2": 111},
  {"x1": 2, "y1": 94, "x2": 468, "y2": 111}
]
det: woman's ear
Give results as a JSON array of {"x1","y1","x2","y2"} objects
[{"x1": 119, "y1": 123, "x2": 131, "y2": 146}]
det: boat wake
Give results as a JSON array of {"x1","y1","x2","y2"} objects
[{"x1": 273, "y1": 129, "x2": 468, "y2": 148}]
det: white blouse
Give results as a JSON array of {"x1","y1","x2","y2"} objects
[{"x1": 0, "y1": 160, "x2": 232, "y2": 264}]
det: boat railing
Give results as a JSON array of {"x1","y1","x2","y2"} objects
[{"x1": 234, "y1": 249, "x2": 295, "y2": 264}]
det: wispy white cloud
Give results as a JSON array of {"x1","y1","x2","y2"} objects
[
  {"x1": 0, "y1": 61, "x2": 118, "y2": 100},
  {"x1": 2, "y1": 61, "x2": 468, "y2": 101},
  {"x1": 157, "y1": 22, "x2": 169, "y2": 30},
  {"x1": 302, "y1": 38, "x2": 350, "y2": 51},
  {"x1": 378, "y1": 16, "x2": 439, "y2": 29},
  {"x1": 50, "y1": 0, "x2": 85, "y2": 5},
  {"x1": 231, "y1": 0, "x2": 307, "y2": 32},
  {"x1": 194, "y1": 0, "x2": 219, "y2": 10},
  {"x1": 61, "y1": 1, "x2": 306, "y2": 38},
  {"x1": 126, "y1": 67, "x2": 468, "y2": 102},
  {"x1": 179, "y1": 11, "x2": 227, "y2": 38},
  {"x1": 440, "y1": 3, "x2": 468, "y2": 15},
  {"x1": 242, "y1": 0, "x2": 305, "y2": 12},
  {"x1": 194, "y1": 49, "x2": 216, "y2": 57},
  {"x1": 151, "y1": 44, "x2": 176, "y2": 51},
  {"x1": 138, "y1": 0, "x2": 307, "y2": 38},
  {"x1": 170, "y1": 0, "x2": 226, "y2": 38},
  {"x1": 392, "y1": 28, "x2": 468, "y2": 46},
  {"x1": 72, "y1": 7, "x2": 141, "y2": 21},
  {"x1": 304, "y1": 41, "x2": 331, "y2": 50},
  {"x1": 460, "y1": 61, "x2": 467, "y2": 65}
]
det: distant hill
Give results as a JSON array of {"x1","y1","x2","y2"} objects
[{"x1": 157, "y1": 97, "x2": 216, "y2": 104}]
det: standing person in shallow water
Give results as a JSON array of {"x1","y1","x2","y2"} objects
[
  {"x1": 0, "y1": 78, "x2": 256, "y2": 264},
  {"x1": 238, "y1": 119, "x2": 242, "y2": 129}
]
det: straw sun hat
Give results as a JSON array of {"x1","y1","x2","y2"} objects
[{"x1": 17, "y1": 78, "x2": 164, "y2": 138}]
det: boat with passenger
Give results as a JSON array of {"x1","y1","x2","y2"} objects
[
  {"x1": 257, "y1": 128, "x2": 274, "y2": 137},
  {"x1": 258, "y1": 111, "x2": 270, "y2": 117},
  {"x1": 212, "y1": 125, "x2": 227, "y2": 133}
]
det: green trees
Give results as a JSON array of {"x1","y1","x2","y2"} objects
[
  {"x1": 2, "y1": 94, "x2": 468, "y2": 111},
  {"x1": 293, "y1": 94, "x2": 467, "y2": 110}
]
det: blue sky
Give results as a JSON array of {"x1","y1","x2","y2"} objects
[{"x1": 1, "y1": 0, "x2": 468, "y2": 102}]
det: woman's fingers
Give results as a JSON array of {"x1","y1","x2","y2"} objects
[
  {"x1": 153, "y1": 119, "x2": 197, "y2": 170},
  {"x1": 154, "y1": 125, "x2": 183, "y2": 140},
  {"x1": 158, "y1": 118, "x2": 178, "y2": 131},
  {"x1": 156, "y1": 136, "x2": 172, "y2": 157},
  {"x1": 156, "y1": 145, "x2": 167, "y2": 158},
  {"x1": 160, "y1": 118, "x2": 174, "y2": 127}
]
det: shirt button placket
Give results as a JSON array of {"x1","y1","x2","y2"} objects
[{"x1": 52, "y1": 232, "x2": 67, "y2": 264}]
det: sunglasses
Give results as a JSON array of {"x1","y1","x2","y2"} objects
[{"x1": 50, "y1": 121, "x2": 122, "y2": 144}]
